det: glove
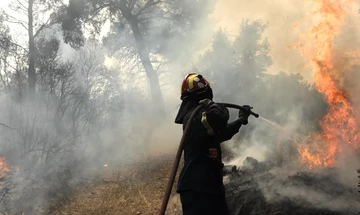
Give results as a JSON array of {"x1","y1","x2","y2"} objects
[
  {"x1": 199, "y1": 99, "x2": 214, "y2": 109},
  {"x1": 238, "y1": 105, "x2": 251, "y2": 125}
]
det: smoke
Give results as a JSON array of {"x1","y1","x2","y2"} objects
[
  {"x1": 258, "y1": 168, "x2": 360, "y2": 213},
  {"x1": 0, "y1": 0, "x2": 221, "y2": 213},
  {"x1": 210, "y1": 0, "x2": 314, "y2": 79},
  {"x1": 226, "y1": 141, "x2": 268, "y2": 166},
  {"x1": 198, "y1": 1, "x2": 360, "y2": 213},
  {"x1": 1, "y1": 0, "x2": 360, "y2": 214}
]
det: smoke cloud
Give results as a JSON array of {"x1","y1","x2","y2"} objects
[
  {"x1": 214, "y1": 1, "x2": 360, "y2": 213},
  {"x1": 0, "y1": 0, "x2": 360, "y2": 214}
]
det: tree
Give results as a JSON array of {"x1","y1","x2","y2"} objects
[
  {"x1": 198, "y1": 30, "x2": 237, "y2": 102},
  {"x1": 59, "y1": 0, "x2": 216, "y2": 114},
  {"x1": 196, "y1": 20, "x2": 273, "y2": 104},
  {"x1": 0, "y1": 12, "x2": 13, "y2": 92},
  {"x1": 0, "y1": 2, "x2": 140, "y2": 213},
  {"x1": 0, "y1": 11, "x2": 28, "y2": 99},
  {"x1": 5, "y1": 0, "x2": 65, "y2": 95},
  {"x1": 194, "y1": 20, "x2": 328, "y2": 163},
  {"x1": 233, "y1": 19, "x2": 272, "y2": 78},
  {"x1": 0, "y1": 38, "x2": 126, "y2": 213}
]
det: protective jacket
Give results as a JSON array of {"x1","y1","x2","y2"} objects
[{"x1": 176, "y1": 103, "x2": 242, "y2": 194}]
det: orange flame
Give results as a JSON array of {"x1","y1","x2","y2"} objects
[
  {"x1": 294, "y1": 0, "x2": 360, "y2": 168},
  {"x1": 103, "y1": 164, "x2": 108, "y2": 167},
  {"x1": 0, "y1": 157, "x2": 10, "y2": 178}
]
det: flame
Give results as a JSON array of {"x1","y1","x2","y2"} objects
[
  {"x1": 103, "y1": 164, "x2": 108, "y2": 167},
  {"x1": 0, "y1": 157, "x2": 10, "y2": 178},
  {"x1": 294, "y1": 0, "x2": 360, "y2": 168}
]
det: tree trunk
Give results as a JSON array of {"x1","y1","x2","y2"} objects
[
  {"x1": 28, "y1": 0, "x2": 36, "y2": 95},
  {"x1": 119, "y1": 3, "x2": 165, "y2": 115}
]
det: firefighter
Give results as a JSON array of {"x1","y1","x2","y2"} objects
[{"x1": 174, "y1": 73, "x2": 250, "y2": 215}]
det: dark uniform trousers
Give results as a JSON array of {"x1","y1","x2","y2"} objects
[{"x1": 180, "y1": 191, "x2": 230, "y2": 215}]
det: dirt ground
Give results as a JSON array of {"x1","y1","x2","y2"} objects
[{"x1": 49, "y1": 155, "x2": 183, "y2": 215}]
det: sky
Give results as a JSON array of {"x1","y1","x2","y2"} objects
[
  {"x1": 0, "y1": 0, "x2": 311, "y2": 78},
  {"x1": 2, "y1": 0, "x2": 359, "y2": 82},
  {"x1": 210, "y1": 0, "x2": 312, "y2": 79},
  {"x1": 0, "y1": 0, "x2": 12, "y2": 7}
]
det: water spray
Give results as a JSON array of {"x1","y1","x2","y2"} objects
[{"x1": 258, "y1": 116, "x2": 310, "y2": 145}]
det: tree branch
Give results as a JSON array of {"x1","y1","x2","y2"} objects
[
  {"x1": 135, "y1": 0, "x2": 161, "y2": 17},
  {"x1": 6, "y1": 20, "x2": 28, "y2": 30},
  {"x1": 34, "y1": 24, "x2": 46, "y2": 38},
  {"x1": 83, "y1": 3, "x2": 111, "y2": 23},
  {"x1": 0, "y1": 37, "x2": 28, "y2": 53},
  {"x1": 16, "y1": 0, "x2": 28, "y2": 11},
  {"x1": 0, "y1": 188, "x2": 9, "y2": 204},
  {"x1": 138, "y1": 14, "x2": 173, "y2": 23},
  {"x1": 0, "y1": 122, "x2": 16, "y2": 130},
  {"x1": 34, "y1": 16, "x2": 60, "y2": 39},
  {"x1": 5, "y1": 12, "x2": 27, "y2": 24},
  {"x1": 129, "y1": 0, "x2": 138, "y2": 12}
]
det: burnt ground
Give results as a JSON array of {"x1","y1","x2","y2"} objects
[{"x1": 224, "y1": 157, "x2": 360, "y2": 215}]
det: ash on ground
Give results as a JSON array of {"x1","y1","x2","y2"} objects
[{"x1": 224, "y1": 157, "x2": 360, "y2": 215}]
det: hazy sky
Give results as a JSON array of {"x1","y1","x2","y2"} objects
[
  {"x1": 1, "y1": 0, "x2": 359, "y2": 82},
  {"x1": 212, "y1": 0, "x2": 360, "y2": 81},
  {"x1": 0, "y1": 0, "x2": 309, "y2": 78},
  {"x1": 211, "y1": 0, "x2": 312, "y2": 79},
  {"x1": 0, "y1": 0, "x2": 10, "y2": 8}
]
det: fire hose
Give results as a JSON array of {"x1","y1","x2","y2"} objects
[{"x1": 158, "y1": 103, "x2": 259, "y2": 215}]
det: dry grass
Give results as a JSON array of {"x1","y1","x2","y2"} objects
[{"x1": 50, "y1": 155, "x2": 182, "y2": 215}]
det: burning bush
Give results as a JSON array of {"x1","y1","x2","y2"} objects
[
  {"x1": 0, "y1": 157, "x2": 9, "y2": 179},
  {"x1": 292, "y1": 0, "x2": 360, "y2": 169}
]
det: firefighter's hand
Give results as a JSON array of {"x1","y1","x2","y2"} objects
[
  {"x1": 199, "y1": 99, "x2": 214, "y2": 109},
  {"x1": 239, "y1": 105, "x2": 251, "y2": 125}
]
